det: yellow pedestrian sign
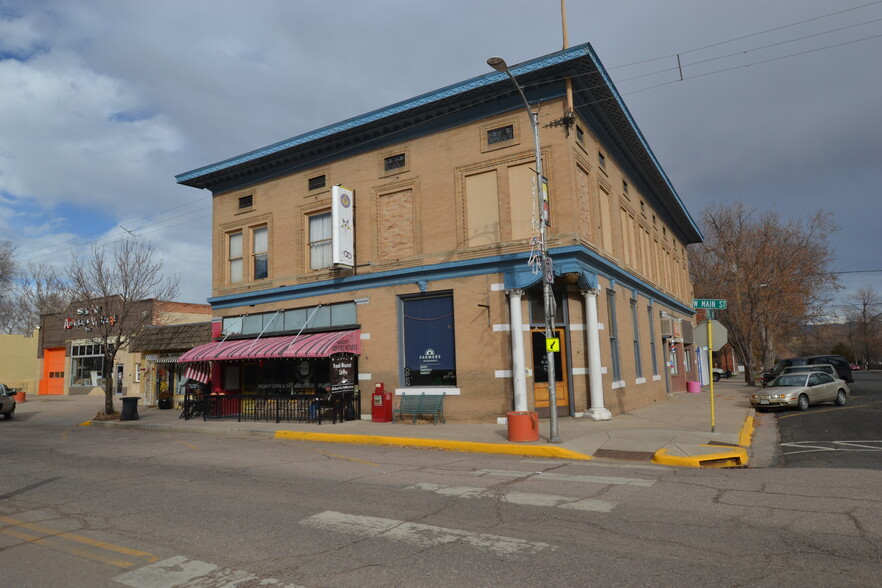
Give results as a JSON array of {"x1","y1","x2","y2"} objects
[{"x1": 546, "y1": 337, "x2": 560, "y2": 353}]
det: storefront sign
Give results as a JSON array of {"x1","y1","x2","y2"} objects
[
  {"x1": 330, "y1": 356, "x2": 355, "y2": 393},
  {"x1": 331, "y1": 185, "x2": 354, "y2": 267},
  {"x1": 63, "y1": 314, "x2": 118, "y2": 330}
]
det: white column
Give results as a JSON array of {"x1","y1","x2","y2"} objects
[
  {"x1": 583, "y1": 288, "x2": 612, "y2": 420},
  {"x1": 506, "y1": 289, "x2": 528, "y2": 412}
]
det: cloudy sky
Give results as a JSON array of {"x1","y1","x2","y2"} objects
[{"x1": 1, "y1": 0, "x2": 880, "y2": 315}]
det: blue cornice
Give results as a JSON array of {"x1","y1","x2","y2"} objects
[{"x1": 176, "y1": 45, "x2": 593, "y2": 185}]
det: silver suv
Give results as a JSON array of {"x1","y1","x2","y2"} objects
[{"x1": 0, "y1": 384, "x2": 15, "y2": 420}]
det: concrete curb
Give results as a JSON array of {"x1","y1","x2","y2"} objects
[
  {"x1": 273, "y1": 431, "x2": 594, "y2": 461},
  {"x1": 653, "y1": 445, "x2": 749, "y2": 468}
]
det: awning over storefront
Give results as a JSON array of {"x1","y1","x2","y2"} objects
[{"x1": 178, "y1": 330, "x2": 361, "y2": 363}]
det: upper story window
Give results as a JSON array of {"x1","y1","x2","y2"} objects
[
  {"x1": 252, "y1": 226, "x2": 268, "y2": 280},
  {"x1": 598, "y1": 151, "x2": 606, "y2": 169},
  {"x1": 576, "y1": 126, "x2": 585, "y2": 144},
  {"x1": 384, "y1": 153, "x2": 406, "y2": 172},
  {"x1": 229, "y1": 232, "x2": 243, "y2": 284},
  {"x1": 623, "y1": 180, "x2": 629, "y2": 194},
  {"x1": 238, "y1": 195, "x2": 253, "y2": 210},
  {"x1": 308, "y1": 211, "x2": 332, "y2": 270},
  {"x1": 487, "y1": 124, "x2": 514, "y2": 145},
  {"x1": 308, "y1": 175, "x2": 326, "y2": 191}
]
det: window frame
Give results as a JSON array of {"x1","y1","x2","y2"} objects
[
  {"x1": 252, "y1": 225, "x2": 268, "y2": 280},
  {"x1": 228, "y1": 231, "x2": 243, "y2": 284},
  {"x1": 307, "y1": 210, "x2": 333, "y2": 271},
  {"x1": 607, "y1": 289, "x2": 621, "y2": 381},
  {"x1": 400, "y1": 292, "x2": 457, "y2": 388},
  {"x1": 631, "y1": 298, "x2": 642, "y2": 379}
]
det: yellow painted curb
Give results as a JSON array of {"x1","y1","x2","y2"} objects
[
  {"x1": 79, "y1": 421, "x2": 93, "y2": 427},
  {"x1": 738, "y1": 415, "x2": 755, "y2": 447},
  {"x1": 273, "y1": 431, "x2": 592, "y2": 461},
  {"x1": 653, "y1": 445, "x2": 748, "y2": 468}
]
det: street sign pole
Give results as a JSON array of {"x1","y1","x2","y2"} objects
[{"x1": 709, "y1": 320, "x2": 715, "y2": 432}]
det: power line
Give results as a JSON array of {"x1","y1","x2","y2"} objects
[
  {"x1": 10, "y1": 3, "x2": 882, "y2": 269},
  {"x1": 609, "y1": 0, "x2": 882, "y2": 69}
]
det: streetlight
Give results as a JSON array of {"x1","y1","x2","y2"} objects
[{"x1": 487, "y1": 56, "x2": 560, "y2": 443}]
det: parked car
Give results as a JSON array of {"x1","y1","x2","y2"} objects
[
  {"x1": 849, "y1": 364, "x2": 861, "y2": 371},
  {"x1": 0, "y1": 384, "x2": 15, "y2": 420},
  {"x1": 712, "y1": 368, "x2": 732, "y2": 382},
  {"x1": 762, "y1": 355, "x2": 853, "y2": 384},
  {"x1": 750, "y1": 371, "x2": 849, "y2": 412}
]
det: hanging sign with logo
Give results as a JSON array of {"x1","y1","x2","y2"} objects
[
  {"x1": 332, "y1": 185, "x2": 354, "y2": 267},
  {"x1": 330, "y1": 355, "x2": 355, "y2": 393}
]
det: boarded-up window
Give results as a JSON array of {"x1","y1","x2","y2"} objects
[
  {"x1": 464, "y1": 170, "x2": 500, "y2": 247},
  {"x1": 598, "y1": 184, "x2": 613, "y2": 252},
  {"x1": 378, "y1": 189, "x2": 415, "y2": 260},
  {"x1": 576, "y1": 165, "x2": 592, "y2": 243},
  {"x1": 508, "y1": 162, "x2": 536, "y2": 241}
]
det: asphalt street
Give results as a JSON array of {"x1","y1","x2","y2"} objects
[
  {"x1": 3, "y1": 400, "x2": 882, "y2": 587},
  {"x1": 776, "y1": 371, "x2": 882, "y2": 469}
]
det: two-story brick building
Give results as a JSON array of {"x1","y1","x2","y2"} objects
[{"x1": 176, "y1": 43, "x2": 701, "y2": 422}]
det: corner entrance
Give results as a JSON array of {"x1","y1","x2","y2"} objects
[{"x1": 531, "y1": 329, "x2": 569, "y2": 417}]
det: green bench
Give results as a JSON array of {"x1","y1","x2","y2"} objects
[{"x1": 393, "y1": 392, "x2": 446, "y2": 425}]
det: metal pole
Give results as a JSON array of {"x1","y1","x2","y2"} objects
[
  {"x1": 491, "y1": 58, "x2": 560, "y2": 443},
  {"x1": 709, "y1": 320, "x2": 715, "y2": 432}
]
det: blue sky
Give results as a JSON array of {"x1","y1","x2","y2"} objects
[{"x1": 0, "y1": 0, "x2": 880, "y2": 312}]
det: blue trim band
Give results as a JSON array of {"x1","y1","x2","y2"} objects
[{"x1": 209, "y1": 245, "x2": 693, "y2": 316}]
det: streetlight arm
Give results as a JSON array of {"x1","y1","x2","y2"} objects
[{"x1": 503, "y1": 70, "x2": 534, "y2": 116}]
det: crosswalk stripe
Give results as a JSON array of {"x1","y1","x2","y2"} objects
[
  {"x1": 112, "y1": 556, "x2": 306, "y2": 588},
  {"x1": 406, "y1": 482, "x2": 617, "y2": 512},
  {"x1": 472, "y1": 469, "x2": 656, "y2": 487},
  {"x1": 300, "y1": 511, "x2": 552, "y2": 556}
]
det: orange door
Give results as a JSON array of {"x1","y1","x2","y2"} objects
[
  {"x1": 41, "y1": 348, "x2": 66, "y2": 395},
  {"x1": 531, "y1": 329, "x2": 569, "y2": 416}
]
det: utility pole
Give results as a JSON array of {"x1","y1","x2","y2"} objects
[{"x1": 487, "y1": 56, "x2": 561, "y2": 443}]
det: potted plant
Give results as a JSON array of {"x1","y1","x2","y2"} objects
[{"x1": 157, "y1": 382, "x2": 173, "y2": 409}]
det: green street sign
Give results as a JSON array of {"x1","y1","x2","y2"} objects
[{"x1": 693, "y1": 299, "x2": 727, "y2": 310}]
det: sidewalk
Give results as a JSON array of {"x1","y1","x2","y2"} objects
[{"x1": 16, "y1": 380, "x2": 770, "y2": 468}]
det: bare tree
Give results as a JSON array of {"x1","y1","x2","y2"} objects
[
  {"x1": 66, "y1": 239, "x2": 180, "y2": 416},
  {"x1": 689, "y1": 203, "x2": 839, "y2": 384},
  {"x1": 0, "y1": 242, "x2": 19, "y2": 332},
  {"x1": 844, "y1": 286, "x2": 882, "y2": 368}
]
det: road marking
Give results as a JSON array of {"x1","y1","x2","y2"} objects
[
  {"x1": 0, "y1": 515, "x2": 157, "y2": 569},
  {"x1": 406, "y1": 482, "x2": 617, "y2": 512},
  {"x1": 781, "y1": 440, "x2": 882, "y2": 455},
  {"x1": 519, "y1": 459, "x2": 668, "y2": 471},
  {"x1": 300, "y1": 511, "x2": 552, "y2": 556},
  {"x1": 113, "y1": 555, "x2": 306, "y2": 587},
  {"x1": 162, "y1": 433, "x2": 201, "y2": 451},
  {"x1": 777, "y1": 405, "x2": 861, "y2": 419},
  {"x1": 472, "y1": 469, "x2": 655, "y2": 487}
]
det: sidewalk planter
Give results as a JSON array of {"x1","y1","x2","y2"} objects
[
  {"x1": 506, "y1": 411, "x2": 539, "y2": 442},
  {"x1": 157, "y1": 397, "x2": 173, "y2": 410},
  {"x1": 686, "y1": 381, "x2": 701, "y2": 393},
  {"x1": 12, "y1": 391, "x2": 25, "y2": 403}
]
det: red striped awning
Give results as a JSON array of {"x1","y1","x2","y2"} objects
[{"x1": 178, "y1": 330, "x2": 361, "y2": 363}]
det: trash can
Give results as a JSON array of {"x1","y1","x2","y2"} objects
[
  {"x1": 686, "y1": 381, "x2": 701, "y2": 393},
  {"x1": 120, "y1": 397, "x2": 140, "y2": 421},
  {"x1": 506, "y1": 411, "x2": 539, "y2": 442},
  {"x1": 12, "y1": 390, "x2": 25, "y2": 403}
]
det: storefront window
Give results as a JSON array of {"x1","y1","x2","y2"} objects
[
  {"x1": 225, "y1": 302, "x2": 357, "y2": 336},
  {"x1": 70, "y1": 344, "x2": 106, "y2": 387},
  {"x1": 402, "y1": 294, "x2": 457, "y2": 387}
]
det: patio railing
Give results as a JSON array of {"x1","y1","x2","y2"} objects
[{"x1": 181, "y1": 391, "x2": 359, "y2": 424}]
